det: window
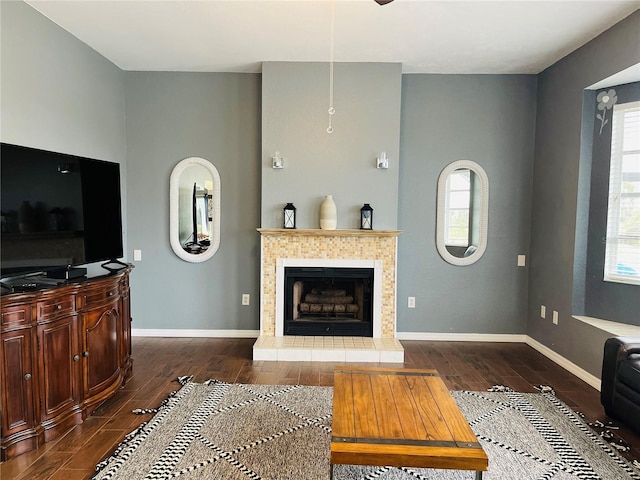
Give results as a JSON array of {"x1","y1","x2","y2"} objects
[
  {"x1": 604, "y1": 101, "x2": 640, "y2": 285},
  {"x1": 444, "y1": 169, "x2": 471, "y2": 247}
]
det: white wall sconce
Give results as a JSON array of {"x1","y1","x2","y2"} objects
[
  {"x1": 57, "y1": 163, "x2": 74, "y2": 174},
  {"x1": 272, "y1": 151, "x2": 284, "y2": 169},
  {"x1": 376, "y1": 152, "x2": 389, "y2": 169}
]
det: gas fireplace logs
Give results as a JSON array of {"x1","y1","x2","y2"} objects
[{"x1": 298, "y1": 288, "x2": 359, "y2": 315}]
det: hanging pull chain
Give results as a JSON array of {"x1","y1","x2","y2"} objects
[{"x1": 327, "y1": 0, "x2": 335, "y2": 134}]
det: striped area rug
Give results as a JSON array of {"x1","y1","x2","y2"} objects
[{"x1": 92, "y1": 377, "x2": 639, "y2": 480}]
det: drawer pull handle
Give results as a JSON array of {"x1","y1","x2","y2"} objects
[
  {"x1": 108, "y1": 292, "x2": 114, "y2": 297},
  {"x1": 73, "y1": 355, "x2": 80, "y2": 362},
  {"x1": 83, "y1": 351, "x2": 89, "y2": 357},
  {"x1": 57, "y1": 304, "x2": 62, "y2": 310},
  {"x1": 24, "y1": 373, "x2": 32, "y2": 381}
]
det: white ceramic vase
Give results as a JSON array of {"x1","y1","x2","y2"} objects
[{"x1": 319, "y1": 195, "x2": 337, "y2": 230}]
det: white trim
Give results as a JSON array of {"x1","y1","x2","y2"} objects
[
  {"x1": 393, "y1": 240, "x2": 399, "y2": 338},
  {"x1": 573, "y1": 315, "x2": 640, "y2": 337},
  {"x1": 373, "y1": 260, "x2": 383, "y2": 338},
  {"x1": 259, "y1": 235, "x2": 265, "y2": 335},
  {"x1": 398, "y1": 332, "x2": 601, "y2": 391},
  {"x1": 131, "y1": 329, "x2": 259, "y2": 338},
  {"x1": 397, "y1": 332, "x2": 527, "y2": 342},
  {"x1": 524, "y1": 336, "x2": 601, "y2": 391},
  {"x1": 274, "y1": 258, "x2": 383, "y2": 338}
]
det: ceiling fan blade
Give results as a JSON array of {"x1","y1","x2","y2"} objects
[{"x1": 374, "y1": 0, "x2": 394, "y2": 5}]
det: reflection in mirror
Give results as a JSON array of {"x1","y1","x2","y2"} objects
[
  {"x1": 179, "y1": 166, "x2": 211, "y2": 254},
  {"x1": 170, "y1": 157, "x2": 220, "y2": 263},
  {"x1": 436, "y1": 160, "x2": 488, "y2": 266}
]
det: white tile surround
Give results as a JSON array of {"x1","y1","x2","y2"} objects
[
  {"x1": 253, "y1": 335, "x2": 404, "y2": 362},
  {"x1": 274, "y1": 258, "x2": 383, "y2": 337},
  {"x1": 254, "y1": 228, "x2": 404, "y2": 362}
]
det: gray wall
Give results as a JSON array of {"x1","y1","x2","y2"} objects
[
  {"x1": 397, "y1": 75, "x2": 537, "y2": 334},
  {"x1": 3, "y1": 2, "x2": 637, "y2": 379},
  {"x1": 124, "y1": 72, "x2": 261, "y2": 330},
  {"x1": 528, "y1": 11, "x2": 640, "y2": 377},
  {"x1": 261, "y1": 62, "x2": 401, "y2": 229},
  {"x1": 0, "y1": 1, "x2": 127, "y2": 274}
]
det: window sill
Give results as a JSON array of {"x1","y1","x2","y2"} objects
[
  {"x1": 573, "y1": 315, "x2": 640, "y2": 336},
  {"x1": 603, "y1": 276, "x2": 640, "y2": 286}
]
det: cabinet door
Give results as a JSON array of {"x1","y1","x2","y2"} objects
[
  {"x1": 37, "y1": 316, "x2": 80, "y2": 425},
  {"x1": 119, "y1": 285, "x2": 132, "y2": 374},
  {"x1": 81, "y1": 302, "x2": 121, "y2": 403},
  {"x1": 1, "y1": 328, "x2": 37, "y2": 438}
]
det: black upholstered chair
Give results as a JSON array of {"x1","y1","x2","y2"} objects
[{"x1": 601, "y1": 336, "x2": 640, "y2": 434}]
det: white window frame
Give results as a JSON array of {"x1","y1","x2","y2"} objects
[
  {"x1": 444, "y1": 169, "x2": 471, "y2": 247},
  {"x1": 604, "y1": 101, "x2": 640, "y2": 285}
]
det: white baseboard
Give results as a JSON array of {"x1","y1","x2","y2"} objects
[
  {"x1": 398, "y1": 331, "x2": 601, "y2": 391},
  {"x1": 396, "y1": 332, "x2": 527, "y2": 343},
  {"x1": 524, "y1": 336, "x2": 601, "y2": 391},
  {"x1": 131, "y1": 329, "x2": 260, "y2": 338}
]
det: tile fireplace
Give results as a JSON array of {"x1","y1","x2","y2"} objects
[{"x1": 254, "y1": 228, "x2": 404, "y2": 362}]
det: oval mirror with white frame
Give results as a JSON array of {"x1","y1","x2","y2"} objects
[
  {"x1": 170, "y1": 157, "x2": 221, "y2": 262},
  {"x1": 436, "y1": 160, "x2": 489, "y2": 266}
]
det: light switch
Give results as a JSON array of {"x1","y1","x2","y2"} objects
[
  {"x1": 517, "y1": 255, "x2": 526, "y2": 267},
  {"x1": 134, "y1": 249, "x2": 142, "y2": 261}
]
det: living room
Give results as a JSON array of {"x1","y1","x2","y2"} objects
[{"x1": 1, "y1": 0, "x2": 639, "y2": 478}]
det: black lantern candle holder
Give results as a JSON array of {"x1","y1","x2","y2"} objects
[
  {"x1": 360, "y1": 203, "x2": 373, "y2": 230},
  {"x1": 283, "y1": 203, "x2": 296, "y2": 229}
]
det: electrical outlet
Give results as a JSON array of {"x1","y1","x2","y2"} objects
[
  {"x1": 408, "y1": 296, "x2": 416, "y2": 308},
  {"x1": 553, "y1": 310, "x2": 558, "y2": 325},
  {"x1": 133, "y1": 249, "x2": 142, "y2": 262},
  {"x1": 540, "y1": 305, "x2": 546, "y2": 318},
  {"x1": 242, "y1": 294, "x2": 250, "y2": 306}
]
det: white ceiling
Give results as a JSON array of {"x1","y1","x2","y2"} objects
[{"x1": 25, "y1": 0, "x2": 640, "y2": 74}]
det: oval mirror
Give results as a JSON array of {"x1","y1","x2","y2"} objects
[
  {"x1": 170, "y1": 157, "x2": 221, "y2": 262},
  {"x1": 436, "y1": 160, "x2": 488, "y2": 266}
]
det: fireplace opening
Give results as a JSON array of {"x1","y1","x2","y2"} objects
[{"x1": 284, "y1": 267, "x2": 373, "y2": 336}]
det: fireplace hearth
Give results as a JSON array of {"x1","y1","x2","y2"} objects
[{"x1": 284, "y1": 267, "x2": 373, "y2": 336}]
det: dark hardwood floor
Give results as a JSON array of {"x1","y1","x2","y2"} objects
[{"x1": 2, "y1": 337, "x2": 638, "y2": 479}]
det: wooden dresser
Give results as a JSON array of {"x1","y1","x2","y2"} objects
[{"x1": 0, "y1": 267, "x2": 133, "y2": 461}]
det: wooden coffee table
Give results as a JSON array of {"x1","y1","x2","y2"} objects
[{"x1": 330, "y1": 367, "x2": 488, "y2": 479}]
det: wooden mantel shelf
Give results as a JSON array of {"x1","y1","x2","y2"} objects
[{"x1": 257, "y1": 228, "x2": 402, "y2": 237}]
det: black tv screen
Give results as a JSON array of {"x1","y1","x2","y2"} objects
[{"x1": 1, "y1": 143, "x2": 123, "y2": 277}]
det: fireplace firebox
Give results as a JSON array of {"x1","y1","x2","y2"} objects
[{"x1": 284, "y1": 267, "x2": 374, "y2": 336}]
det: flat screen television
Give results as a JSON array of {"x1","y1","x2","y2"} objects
[{"x1": 1, "y1": 143, "x2": 124, "y2": 278}]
